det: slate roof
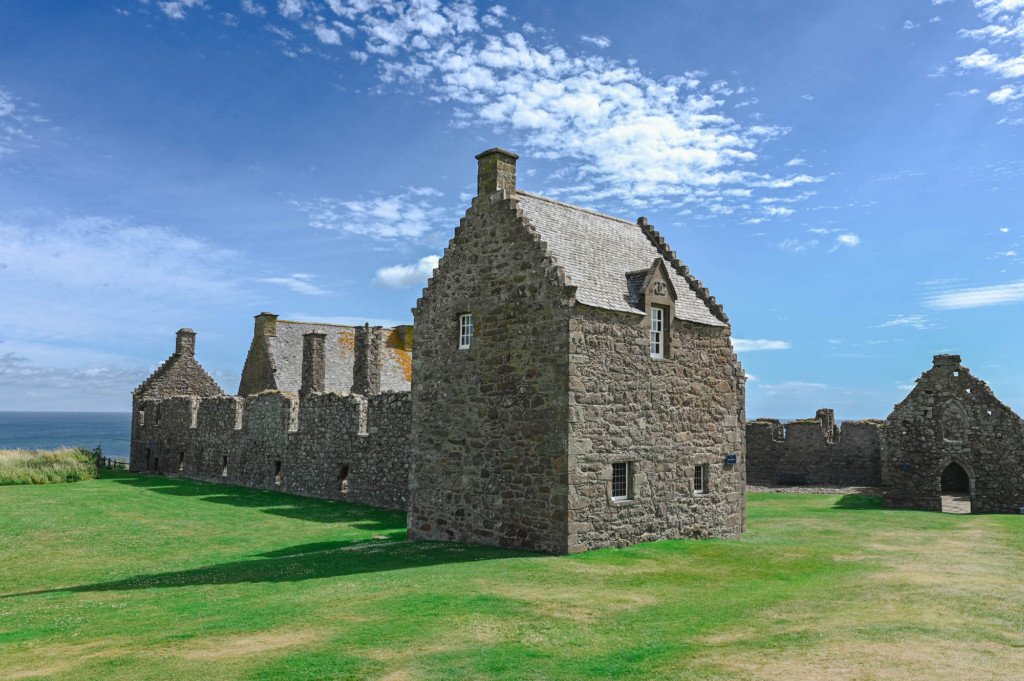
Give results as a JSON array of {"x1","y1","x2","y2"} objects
[
  {"x1": 515, "y1": 191, "x2": 727, "y2": 326},
  {"x1": 265, "y1": 321, "x2": 412, "y2": 395}
]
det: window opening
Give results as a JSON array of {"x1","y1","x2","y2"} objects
[
  {"x1": 153, "y1": 456, "x2": 159, "y2": 472},
  {"x1": 611, "y1": 462, "x2": 632, "y2": 501},
  {"x1": 650, "y1": 306, "x2": 666, "y2": 358},
  {"x1": 459, "y1": 313, "x2": 474, "y2": 349},
  {"x1": 274, "y1": 460, "x2": 282, "y2": 485},
  {"x1": 339, "y1": 465, "x2": 350, "y2": 495},
  {"x1": 221, "y1": 457, "x2": 228, "y2": 477},
  {"x1": 138, "y1": 406, "x2": 146, "y2": 427},
  {"x1": 178, "y1": 452, "x2": 185, "y2": 472},
  {"x1": 695, "y1": 464, "x2": 707, "y2": 494}
]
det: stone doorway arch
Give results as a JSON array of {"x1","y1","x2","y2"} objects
[{"x1": 938, "y1": 460, "x2": 973, "y2": 514}]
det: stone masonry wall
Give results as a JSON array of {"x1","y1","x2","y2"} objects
[
  {"x1": 882, "y1": 354, "x2": 1024, "y2": 513},
  {"x1": 567, "y1": 306, "x2": 745, "y2": 551},
  {"x1": 129, "y1": 390, "x2": 410, "y2": 511},
  {"x1": 407, "y1": 189, "x2": 574, "y2": 554},
  {"x1": 746, "y1": 409, "x2": 883, "y2": 487}
]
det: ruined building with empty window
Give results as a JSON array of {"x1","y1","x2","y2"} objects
[{"x1": 131, "y1": 148, "x2": 748, "y2": 554}]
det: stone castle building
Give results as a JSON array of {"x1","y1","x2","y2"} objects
[
  {"x1": 130, "y1": 148, "x2": 747, "y2": 554},
  {"x1": 746, "y1": 355, "x2": 1024, "y2": 515}
]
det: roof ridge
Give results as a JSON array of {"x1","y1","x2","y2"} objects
[{"x1": 515, "y1": 190, "x2": 636, "y2": 227}]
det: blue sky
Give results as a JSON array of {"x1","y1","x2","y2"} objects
[{"x1": 1, "y1": 0, "x2": 1022, "y2": 418}]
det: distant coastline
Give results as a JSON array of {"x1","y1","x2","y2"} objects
[{"x1": 0, "y1": 412, "x2": 132, "y2": 460}]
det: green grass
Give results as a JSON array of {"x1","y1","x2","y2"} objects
[
  {"x1": 0, "y1": 448, "x2": 98, "y2": 485},
  {"x1": 2, "y1": 472, "x2": 1023, "y2": 680}
]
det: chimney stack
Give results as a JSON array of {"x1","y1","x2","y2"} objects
[
  {"x1": 254, "y1": 311, "x2": 279, "y2": 337},
  {"x1": 933, "y1": 354, "x2": 961, "y2": 367},
  {"x1": 175, "y1": 329, "x2": 196, "y2": 358},
  {"x1": 300, "y1": 332, "x2": 326, "y2": 397},
  {"x1": 475, "y1": 148, "x2": 519, "y2": 197},
  {"x1": 352, "y1": 323, "x2": 382, "y2": 396}
]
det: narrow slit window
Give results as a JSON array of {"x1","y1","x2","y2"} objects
[
  {"x1": 611, "y1": 462, "x2": 632, "y2": 501},
  {"x1": 274, "y1": 460, "x2": 282, "y2": 485},
  {"x1": 153, "y1": 456, "x2": 159, "y2": 472},
  {"x1": 221, "y1": 456, "x2": 228, "y2": 477},
  {"x1": 650, "y1": 306, "x2": 666, "y2": 358},
  {"x1": 694, "y1": 464, "x2": 707, "y2": 494},
  {"x1": 178, "y1": 452, "x2": 185, "y2": 472},
  {"x1": 459, "y1": 313, "x2": 474, "y2": 349}
]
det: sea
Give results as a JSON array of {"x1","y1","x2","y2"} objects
[{"x1": 0, "y1": 412, "x2": 133, "y2": 461}]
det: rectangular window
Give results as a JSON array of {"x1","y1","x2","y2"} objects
[
  {"x1": 694, "y1": 464, "x2": 707, "y2": 494},
  {"x1": 221, "y1": 456, "x2": 228, "y2": 477},
  {"x1": 459, "y1": 313, "x2": 474, "y2": 349},
  {"x1": 650, "y1": 306, "x2": 665, "y2": 358},
  {"x1": 611, "y1": 461, "x2": 632, "y2": 501},
  {"x1": 274, "y1": 460, "x2": 282, "y2": 485}
]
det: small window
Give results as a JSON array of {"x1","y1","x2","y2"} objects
[
  {"x1": 339, "y1": 465, "x2": 350, "y2": 495},
  {"x1": 459, "y1": 313, "x2": 474, "y2": 349},
  {"x1": 178, "y1": 452, "x2": 185, "y2": 472},
  {"x1": 274, "y1": 460, "x2": 282, "y2": 485},
  {"x1": 138, "y1": 406, "x2": 146, "y2": 427},
  {"x1": 611, "y1": 461, "x2": 632, "y2": 501},
  {"x1": 153, "y1": 456, "x2": 159, "y2": 472},
  {"x1": 221, "y1": 456, "x2": 228, "y2": 477},
  {"x1": 650, "y1": 306, "x2": 666, "y2": 358},
  {"x1": 694, "y1": 464, "x2": 707, "y2": 494}
]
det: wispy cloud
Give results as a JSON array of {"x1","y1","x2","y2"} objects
[
  {"x1": 758, "y1": 380, "x2": 828, "y2": 397},
  {"x1": 0, "y1": 214, "x2": 240, "y2": 341},
  {"x1": 828, "y1": 233, "x2": 859, "y2": 252},
  {"x1": 875, "y1": 314, "x2": 932, "y2": 330},
  {"x1": 148, "y1": 0, "x2": 822, "y2": 217},
  {"x1": 926, "y1": 280, "x2": 1024, "y2": 308},
  {"x1": 291, "y1": 188, "x2": 447, "y2": 240},
  {"x1": 373, "y1": 254, "x2": 440, "y2": 288},
  {"x1": 157, "y1": 0, "x2": 207, "y2": 20},
  {"x1": 257, "y1": 273, "x2": 330, "y2": 295},
  {"x1": 0, "y1": 86, "x2": 45, "y2": 159},
  {"x1": 732, "y1": 339, "x2": 792, "y2": 352},
  {"x1": 580, "y1": 35, "x2": 611, "y2": 49}
]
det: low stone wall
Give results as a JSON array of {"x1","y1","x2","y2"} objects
[
  {"x1": 129, "y1": 390, "x2": 410, "y2": 511},
  {"x1": 746, "y1": 409, "x2": 883, "y2": 487}
]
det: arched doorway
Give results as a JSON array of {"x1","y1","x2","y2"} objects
[{"x1": 940, "y1": 461, "x2": 971, "y2": 514}]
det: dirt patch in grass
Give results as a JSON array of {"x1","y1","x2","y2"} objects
[{"x1": 178, "y1": 629, "x2": 319, "y2": 660}]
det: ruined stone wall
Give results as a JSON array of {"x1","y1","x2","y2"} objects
[
  {"x1": 746, "y1": 409, "x2": 883, "y2": 486},
  {"x1": 567, "y1": 306, "x2": 745, "y2": 551},
  {"x1": 882, "y1": 355, "x2": 1024, "y2": 513},
  {"x1": 407, "y1": 190, "x2": 574, "y2": 554},
  {"x1": 129, "y1": 390, "x2": 410, "y2": 511}
]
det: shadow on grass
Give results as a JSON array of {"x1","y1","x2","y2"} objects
[
  {"x1": 2, "y1": 540, "x2": 532, "y2": 599},
  {"x1": 110, "y1": 471, "x2": 403, "y2": 529},
  {"x1": 832, "y1": 495, "x2": 884, "y2": 510}
]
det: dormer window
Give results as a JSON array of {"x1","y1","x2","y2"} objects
[
  {"x1": 650, "y1": 305, "x2": 666, "y2": 358},
  {"x1": 459, "y1": 313, "x2": 474, "y2": 349}
]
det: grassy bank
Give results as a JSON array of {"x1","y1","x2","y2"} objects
[
  {"x1": 0, "y1": 447, "x2": 98, "y2": 485},
  {"x1": 1, "y1": 472, "x2": 1022, "y2": 680}
]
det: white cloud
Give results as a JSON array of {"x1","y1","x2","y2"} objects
[
  {"x1": 828, "y1": 233, "x2": 859, "y2": 252},
  {"x1": 0, "y1": 351, "x2": 157, "y2": 412},
  {"x1": 314, "y1": 24, "x2": 343, "y2": 45},
  {"x1": 779, "y1": 238, "x2": 818, "y2": 252},
  {"x1": 933, "y1": 0, "x2": 954, "y2": 5},
  {"x1": 292, "y1": 188, "x2": 448, "y2": 239},
  {"x1": 1001, "y1": 227, "x2": 1011, "y2": 232},
  {"x1": 926, "y1": 280, "x2": 1024, "y2": 308},
  {"x1": 149, "y1": 0, "x2": 819, "y2": 217},
  {"x1": 0, "y1": 86, "x2": 46, "y2": 159},
  {"x1": 955, "y1": 2, "x2": 1024, "y2": 114},
  {"x1": 580, "y1": 35, "x2": 611, "y2": 49},
  {"x1": 158, "y1": 0, "x2": 206, "y2": 20},
  {"x1": 904, "y1": 20, "x2": 919, "y2": 30},
  {"x1": 764, "y1": 206, "x2": 794, "y2": 217},
  {"x1": 759, "y1": 381, "x2": 828, "y2": 397},
  {"x1": 875, "y1": 314, "x2": 932, "y2": 330},
  {"x1": 258, "y1": 272, "x2": 330, "y2": 295},
  {"x1": 373, "y1": 255, "x2": 441, "y2": 288},
  {"x1": 732, "y1": 339, "x2": 792, "y2": 352},
  {"x1": 785, "y1": 157, "x2": 806, "y2": 166},
  {"x1": 240, "y1": 0, "x2": 266, "y2": 16}
]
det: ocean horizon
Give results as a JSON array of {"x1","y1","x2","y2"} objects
[{"x1": 0, "y1": 411, "x2": 132, "y2": 461}]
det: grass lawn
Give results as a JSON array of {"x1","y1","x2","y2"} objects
[{"x1": 2, "y1": 472, "x2": 1023, "y2": 680}]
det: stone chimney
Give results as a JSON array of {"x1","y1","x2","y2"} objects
[
  {"x1": 175, "y1": 329, "x2": 196, "y2": 358},
  {"x1": 352, "y1": 323, "x2": 382, "y2": 396},
  {"x1": 254, "y1": 312, "x2": 279, "y2": 337},
  {"x1": 300, "y1": 332, "x2": 326, "y2": 398},
  {"x1": 475, "y1": 148, "x2": 519, "y2": 197},
  {"x1": 933, "y1": 354, "x2": 961, "y2": 367}
]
